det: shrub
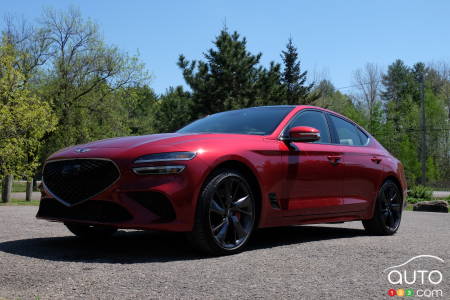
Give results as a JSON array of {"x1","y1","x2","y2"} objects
[
  {"x1": 407, "y1": 197, "x2": 428, "y2": 204},
  {"x1": 408, "y1": 185, "x2": 432, "y2": 202}
]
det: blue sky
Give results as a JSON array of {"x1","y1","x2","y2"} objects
[{"x1": 3, "y1": 0, "x2": 450, "y2": 94}]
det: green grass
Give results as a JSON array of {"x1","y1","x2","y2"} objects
[
  {"x1": 0, "y1": 198, "x2": 40, "y2": 206},
  {"x1": 12, "y1": 181, "x2": 27, "y2": 192}
]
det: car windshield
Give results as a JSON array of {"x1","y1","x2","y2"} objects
[{"x1": 178, "y1": 106, "x2": 294, "y2": 135}]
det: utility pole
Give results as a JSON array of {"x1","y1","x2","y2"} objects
[{"x1": 419, "y1": 69, "x2": 427, "y2": 185}]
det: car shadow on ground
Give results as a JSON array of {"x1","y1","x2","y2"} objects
[{"x1": 0, "y1": 225, "x2": 365, "y2": 263}]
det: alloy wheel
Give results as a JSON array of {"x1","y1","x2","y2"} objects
[
  {"x1": 380, "y1": 186, "x2": 402, "y2": 231},
  {"x1": 208, "y1": 176, "x2": 255, "y2": 250}
]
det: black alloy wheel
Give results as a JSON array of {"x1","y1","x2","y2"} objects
[
  {"x1": 363, "y1": 180, "x2": 402, "y2": 235},
  {"x1": 188, "y1": 169, "x2": 256, "y2": 255}
]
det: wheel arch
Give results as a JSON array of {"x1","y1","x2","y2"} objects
[
  {"x1": 383, "y1": 175, "x2": 403, "y2": 197},
  {"x1": 368, "y1": 174, "x2": 405, "y2": 219},
  {"x1": 200, "y1": 159, "x2": 263, "y2": 228}
]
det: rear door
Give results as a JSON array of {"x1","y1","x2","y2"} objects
[
  {"x1": 281, "y1": 110, "x2": 345, "y2": 216},
  {"x1": 327, "y1": 114, "x2": 383, "y2": 212}
]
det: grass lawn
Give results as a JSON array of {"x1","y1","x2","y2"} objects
[
  {"x1": 12, "y1": 181, "x2": 27, "y2": 192},
  {"x1": 0, "y1": 199, "x2": 40, "y2": 206}
]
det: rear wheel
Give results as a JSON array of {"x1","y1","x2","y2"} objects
[
  {"x1": 65, "y1": 223, "x2": 118, "y2": 239},
  {"x1": 187, "y1": 169, "x2": 256, "y2": 255},
  {"x1": 363, "y1": 180, "x2": 402, "y2": 235}
]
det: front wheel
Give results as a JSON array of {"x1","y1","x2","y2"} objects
[
  {"x1": 65, "y1": 223, "x2": 118, "y2": 239},
  {"x1": 362, "y1": 180, "x2": 403, "y2": 235},
  {"x1": 187, "y1": 169, "x2": 256, "y2": 255}
]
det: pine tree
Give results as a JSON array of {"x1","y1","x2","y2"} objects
[
  {"x1": 178, "y1": 29, "x2": 283, "y2": 117},
  {"x1": 280, "y1": 38, "x2": 315, "y2": 105}
]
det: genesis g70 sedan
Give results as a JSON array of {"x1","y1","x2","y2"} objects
[{"x1": 37, "y1": 105, "x2": 407, "y2": 255}]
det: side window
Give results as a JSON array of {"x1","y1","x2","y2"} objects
[
  {"x1": 357, "y1": 127, "x2": 369, "y2": 145},
  {"x1": 287, "y1": 110, "x2": 331, "y2": 143},
  {"x1": 329, "y1": 115, "x2": 362, "y2": 146}
]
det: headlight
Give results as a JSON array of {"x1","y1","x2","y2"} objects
[
  {"x1": 133, "y1": 165, "x2": 185, "y2": 175},
  {"x1": 134, "y1": 151, "x2": 196, "y2": 164}
]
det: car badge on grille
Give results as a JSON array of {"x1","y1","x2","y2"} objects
[{"x1": 75, "y1": 148, "x2": 91, "y2": 153}]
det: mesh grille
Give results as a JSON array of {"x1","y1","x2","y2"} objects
[{"x1": 43, "y1": 159, "x2": 120, "y2": 206}]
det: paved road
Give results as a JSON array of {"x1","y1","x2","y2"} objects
[
  {"x1": 0, "y1": 207, "x2": 448, "y2": 300},
  {"x1": 433, "y1": 191, "x2": 450, "y2": 199},
  {"x1": 10, "y1": 191, "x2": 450, "y2": 201}
]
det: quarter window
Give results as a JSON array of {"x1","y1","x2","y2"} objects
[
  {"x1": 287, "y1": 110, "x2": 331, "y2": 143},
  {"x1": 329, "y1": 115, "x2": 363, "y2": 146},
  {"x1": 357, "y1": 127, "x2": 369, "y2": 145}
]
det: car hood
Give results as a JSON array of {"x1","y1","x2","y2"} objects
[
  {"x1": 81, "y1": 133, "x2": 189, "y2": 149},
  {"x1": 48, "y1": 132, "x2": 264, "y2": 160}
]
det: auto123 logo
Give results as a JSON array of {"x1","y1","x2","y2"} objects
[{"x1": 384, "y1": 255, "x2": 446, "y2": 298}]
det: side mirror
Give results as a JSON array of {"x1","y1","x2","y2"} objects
[{"x1": 288, "y1": 126, "x2": 320, "y2": 142}]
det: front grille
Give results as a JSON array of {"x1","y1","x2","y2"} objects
[
  {"x1": 37, "y1": 198, "x2": 132, "y2": 222},
  {"x1": 43, "y1": 159, "x2": 120, "y2": 206}
]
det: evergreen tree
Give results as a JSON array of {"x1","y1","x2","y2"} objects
[
  {"x1": 152, "y1": 86, "x2": 194, "y2": 133},
  {"x1": 280, "y1": 38, "x2": 315, "y2": 104},
  {"x1": 381, "y1": 60, "x2": 416, "y2": 131},
  {"x1": 178, "y1": 29, "x2": 283, "y2": 117},
  {"x1": 120, "y1": 85, "x2": 158, "y2": 135}
]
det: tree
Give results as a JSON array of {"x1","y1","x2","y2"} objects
[
  {"x1": 120, "y1": 85, "x2": 158, "y2": 135},
  {"x1": 381, "y1": 60, "x2": 416, "y2": 132},
  {"x1": 353, "y1": 63, "x2": 381, "y2": 133},
  {"x1": 280, "y1": 38, "x2": 315, "y2": 104},
  {"x1": 313, "y1": 80, "x2": 368, "y2": 127},
  {"x1": 5, "y1": 7, "x2": 150, "y2": 160},
  {"x1": 0, "y1": 38, "x2": 57, "y2": 178},
  {"x1": 178, "y1": 29, "x2": 283, "y2": 116},
  {"x1": 152, "y1": 86, "x2": 193, "y2": 133}
]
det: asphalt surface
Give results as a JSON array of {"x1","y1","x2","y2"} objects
[
  {"x1": 0, "y1": 207, "x2": 448, "y2": 300},
  {"x1": 10, "y1": 191, "x2": 450, "y2": 201}
]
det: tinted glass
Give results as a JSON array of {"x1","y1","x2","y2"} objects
[
  {"x1": 357, "y1": 127, "x2": 369, "y2": 145},
  {"x1": 329, "y1": 115, "x2": 362, "y2": 146},
  {"x1": 287, "y1": 110, "x2": 330, "y2": 143},
  {"x1": 178, "y1": 107, "x2": 294, "y2": 135}
]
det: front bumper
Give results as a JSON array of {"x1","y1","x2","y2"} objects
[{"x1": 37, "y1": 157, "x2": 210, "y2": 232}]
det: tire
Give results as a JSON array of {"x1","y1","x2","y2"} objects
[
  {"x1": 187, "y1": 169, "x2": 256, "y2": 255},
  {"x1": 362, "y1": 180, "x2": 403, "y2": 235},
  {"x1": 65, "y1": 223, "x2": 118, "y2": 239}
]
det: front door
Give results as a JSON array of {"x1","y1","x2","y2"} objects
[{"x1": 281, "y1": 110, "x2": 344, "y2": 216}]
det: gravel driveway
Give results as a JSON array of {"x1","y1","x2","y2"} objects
[{"x1": 0, "y1": 207, "x2": 448, "y2": 299}]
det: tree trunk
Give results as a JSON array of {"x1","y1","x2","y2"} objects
[
  {"x1": 1, "y1": 175, "x2": 13, "y2": 203},
  {"x1": 26, "y1": 178, "x2": 33, "y2": 202}
]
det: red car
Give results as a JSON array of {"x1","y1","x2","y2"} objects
[{"x1": 37, "y1": 105, "x2": 407, "y2": 255}]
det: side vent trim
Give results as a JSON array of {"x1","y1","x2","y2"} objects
[{"x1": 268, "y1": 193, "x2": 280, "y2": 209}]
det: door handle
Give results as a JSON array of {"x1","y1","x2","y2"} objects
[
  {"x1": 327, "y1": 155, "x2": 342, "y2": 165},
  {"x1": 371, "y1": 157, "x2": 382, "y2": 164}
]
